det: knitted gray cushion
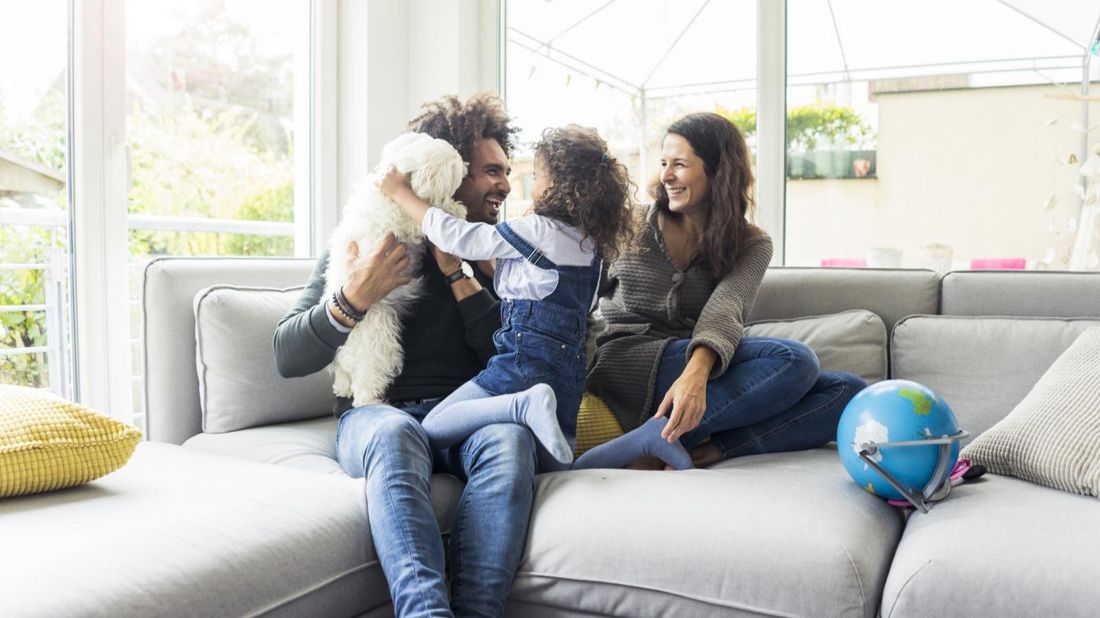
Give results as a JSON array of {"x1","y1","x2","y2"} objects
[
  {"x1": 961, "y1": 326, "x2": 1100, "y2": 498},
  {"x1": 194, "y1": 285, "x2": 334, "y2": 433}
]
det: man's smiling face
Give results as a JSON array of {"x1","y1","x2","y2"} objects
[{"x1": 453, "y1": 138, "x2": 512, "y2": 224}]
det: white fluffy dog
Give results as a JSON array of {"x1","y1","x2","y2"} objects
[{"x1": 325, "y1": 132, "x2": 468, "y2": 406}]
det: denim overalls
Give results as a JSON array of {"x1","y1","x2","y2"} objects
[{"x1": 472, "y1": 221, "x2": 601, "y2": 437}]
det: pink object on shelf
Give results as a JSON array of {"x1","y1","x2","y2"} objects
[
  {"x1": 819, "y1": 258, "x2": 867, "y2": 268},
  {"x1": 969, "y1": 258, "x2": 1026, "y2": 270}
]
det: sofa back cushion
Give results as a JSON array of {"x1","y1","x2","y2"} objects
[
  {"x1": 195, "y1": 286, "x2": 334, "y2": 433},
  {"x1": 941, "y1": 270, "x2": 1100, "y2": 318},
  {"x1": 746, "y1": 310, "x2": 887, "y2": 384},
  {"x1": 749, "y1": 267, "x2": 940, "y2": 333},
  {"x1": 890, "y1": 315, "x2": 1100, "y2": 442},
  {"x1": 143, "y1": 257, "x2": 316, "y2": 444}
]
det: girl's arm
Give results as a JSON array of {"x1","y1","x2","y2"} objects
[{"x1": 378, "y1": 166, "x2": 521, "y2": 262}]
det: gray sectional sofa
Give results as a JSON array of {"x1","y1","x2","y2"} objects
[{"x1": 4, "y1": 259, "x2": 1099, "y2": 617}]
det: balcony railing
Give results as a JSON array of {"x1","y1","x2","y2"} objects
[{"x1": 0, "y1": 206, "x2": 294, "y2": 402}]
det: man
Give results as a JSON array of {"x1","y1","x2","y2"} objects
[{"x1": 274, "y1": 93, "x2": 530, "y2": 617}]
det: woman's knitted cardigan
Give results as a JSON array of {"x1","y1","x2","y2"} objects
[{"x1": 587, "y1": 207, "x2": 773, "y2": 432}]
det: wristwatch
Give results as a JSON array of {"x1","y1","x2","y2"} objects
[{"x1": 445, "y1": 263, "x2": 472, "y2": 284}]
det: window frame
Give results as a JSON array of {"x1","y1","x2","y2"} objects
[{"x1": 69, "y1": 0, "x2": 329, "y2": 421}]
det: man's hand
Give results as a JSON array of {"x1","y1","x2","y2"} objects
[
  {"x1": 342, "y1": 233, "x2": 412, "y2": 311},
  {"x1": 429, "y1": 242, "x2": 463, "y2": 277}
]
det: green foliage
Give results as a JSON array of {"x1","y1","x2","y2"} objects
[
  {"x1": 0, "y1": 0, "x2": 298, "y2": 388},
  {"x1": 125, "y1": 104, "x2": 295, "y2": 257},
  {"x1": 0, "y1": 89, "x2": 66, "y2": 171},
  {"x1": 785, "y1": 104, "x2": 870, "y2": 152},
  {"x1": 713, "y1": 106, "x2": 757, "y2": 140},
  {"x1": 714, "y1": 103, "x2": 872, "y2": 152},
  {"x1": 226, "y1": 182, "x2": 294, "y2": 255},
  {"x1": 0, "y1": 224, "x2": 63, "y2": 388}
]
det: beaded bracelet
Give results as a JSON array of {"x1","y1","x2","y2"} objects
[
  {"x1": 337, "y1": 287, "x2": 367, "y2": 319},
  {"x1": 331, "y1": 290, "x2": 364, "y2": 323}
]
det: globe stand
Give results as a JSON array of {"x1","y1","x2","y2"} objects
[{"x1": 857, "y1": 430, "x2": 969, "y2": 513}]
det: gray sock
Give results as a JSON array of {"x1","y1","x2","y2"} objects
[{"x1": 572, "y1": 417, "x2": 692, "y2": 470}]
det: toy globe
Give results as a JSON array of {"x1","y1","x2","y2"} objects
[{"x1": 836, "y1": 379, "x2": 968, "y2": 512}]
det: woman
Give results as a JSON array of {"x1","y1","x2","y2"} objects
[{"x1": 576, "y1": 112, "x2": 866, "y2": 470}]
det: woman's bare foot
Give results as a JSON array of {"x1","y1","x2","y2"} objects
[{"x1": 690, "y1": 442, "x2": 722, "y2": 468}]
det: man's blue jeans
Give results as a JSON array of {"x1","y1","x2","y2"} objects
[
  {"x1": 656, "y1": 337, "x2": 866, "y2": 458},
  {"x1": 336, "y1": 400, "x2": 537, "y2": 618}
]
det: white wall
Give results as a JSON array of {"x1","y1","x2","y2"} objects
[
  {"x1": 785, "y1": 84, "x2": 1098, "y2": 269},
  {"x1": 408, "y1": 0, "x2": 498, "y2": 118},
  {"x1": 336, "y1": 0, "x2": 500, "y2": 209}
]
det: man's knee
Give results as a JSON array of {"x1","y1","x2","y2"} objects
[{"x1": 342, "y1": 408, "x2": 431, "y2": 465}]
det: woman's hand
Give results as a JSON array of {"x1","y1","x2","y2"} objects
[
  {"x1": 377, "y1": 166, "x2": 413, "y2": 200},
  {"x1": 654, "y1": 369, "x2": 708, "y2": 442},
  {"x1": 654, "y1": 345, "x2": 718, "y2": 442}
]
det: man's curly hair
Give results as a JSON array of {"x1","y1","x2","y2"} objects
[
  {"x1": 407, "y1": 92, "x2": 518, "y2": 164},
  {"x1": 533, "y1": 125, "x2": 636, "y2": 262}
]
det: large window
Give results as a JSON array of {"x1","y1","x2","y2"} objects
[
  {"x1": 0, "y1": 0, "x2": 312, "y2": 429},
  {"x1": 0, "y1": 0, "x2": 73, "y2": 397},
  {"x1": 785, "y1": 0, "x2": 1100, "y2": 271},
  {"x1": 125, "y1": 0, "x2": 309, "y2": 424},
  {"x1": 506, "y1": 0, "x2": 758, "y2": 216},
  {"x1": 506, "y1": 0, "x2": 1100, "y2": 273}
]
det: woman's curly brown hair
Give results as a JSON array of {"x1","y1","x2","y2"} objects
[
  {"x1": 533, "y1": 125, "x2": 636, "y2": 262},
  {"x1": 407, "y1": 92, "x2": 519, "y2": 163}
]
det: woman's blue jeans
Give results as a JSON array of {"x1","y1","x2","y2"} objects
[
  {"x1": 336, "y1": 400, "x2": 537, "y2": 618},
  {"x1": 656, "y1": 337, "x2": 866, "y2": 458}
]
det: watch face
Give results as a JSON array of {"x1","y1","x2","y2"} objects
[{"x1": 461, "y1": 261, "x2": 475, "y2": 278}]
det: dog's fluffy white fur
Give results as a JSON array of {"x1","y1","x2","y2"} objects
[{"x1": 325, "y1": 132, "x2": 468, "y2": 406}]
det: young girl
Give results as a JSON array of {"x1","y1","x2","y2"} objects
[{"x1": 379, "y1": 125, "x2": 636, "y2": 468}]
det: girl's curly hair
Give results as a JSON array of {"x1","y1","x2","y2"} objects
[
  {"x1": 407, "y1": 92, "x2": 518, "y2": 163},
  {"x1": 533, "y1": 125, "x2": 636, "y2": 262}
]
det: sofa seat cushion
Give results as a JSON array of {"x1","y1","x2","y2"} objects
[
  {"x1": 183, "y1": 416, "x2": 465, "y2": 533},
  {"x1": 509, "y1": 448, "x2": 904, "y2": 618},
  {"x1": 0, "y1": 442, "x2": 385, "y2": 617},
  {"x1": 881, "y1": 474, "x2": 1100, "y2": 618}
]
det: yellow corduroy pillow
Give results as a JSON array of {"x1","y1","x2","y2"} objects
[
  {"x1": 574, "y1": 392, "x2": 624, "y2": 456},
  {"x1": 0, "y1": 385, "x2": 141, "y2": 498}
]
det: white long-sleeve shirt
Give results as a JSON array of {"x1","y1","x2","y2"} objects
[{"x1": 422, "y1": 208, "x2": 599, "y2": 307}]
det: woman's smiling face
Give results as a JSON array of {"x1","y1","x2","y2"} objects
[{"x1": 659, "y1": 133, "x2": 709, "y2": 216}]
